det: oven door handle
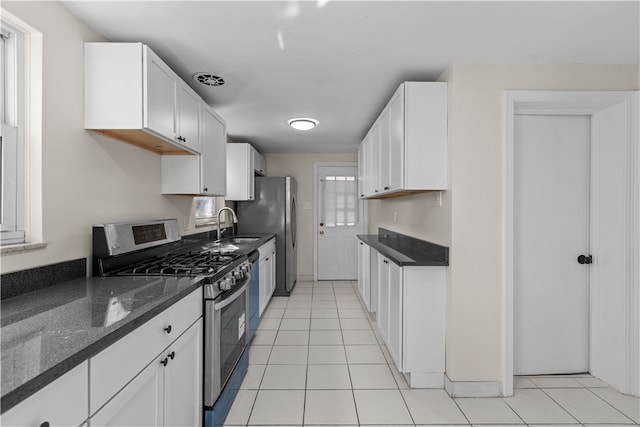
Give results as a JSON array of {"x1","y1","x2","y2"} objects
[{"x1": 214, "y1": 282, "x2": 248, "y2": 311}]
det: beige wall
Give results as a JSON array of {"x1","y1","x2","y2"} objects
[
  {"x1": 0, "y1": 2, "x2": 218, "y2": 274},
  {"x1": 264, "y1": 153, "x2": 358, "y2": 278},
  {"x1": 367, "y1": 191, "x2": 451, "y2": 246},
  {"x1": 371, "y1": 64, "x2": 639, "y2": 383}
]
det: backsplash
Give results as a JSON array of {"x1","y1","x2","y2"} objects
[{"x1": 1, "y1": 258, "x2": 86, "y2": 300}]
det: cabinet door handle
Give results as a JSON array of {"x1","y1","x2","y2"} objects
[
  {"x1": 203, "y1": 187, "x2": 208, "y2": 192},
  {"x1": 384, "y1": 186, "x2": 390, "y2": 190},
  {"x1": 164, "y1": 325, "x2": 172, "y2": 334},
  {"x1": 383, "y1": 259, "x2": 389, "y2": 264},
  {"x1": 39, "y1": 422, "x2": 50, "y2": 427},
  {"x1": 161, "y1": 357, "x2": 169, "y2": 367},
  {"x1": 168, "y1": 351, "x2": 176, "y2": 360},
  {"x1": 265, "y1": 257, "x2": 269, "y2": 261}
]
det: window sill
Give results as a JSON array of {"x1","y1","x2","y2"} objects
[
  {"x1": 1, "y1": 241, "x2": 47, "y2": 254},
  {"x1": 195, "y1": 221, "x2": 217, "y2": 228}
]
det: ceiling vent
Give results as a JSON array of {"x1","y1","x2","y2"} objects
[{"x1": 193, "y1": 73, "x2": 225, "y2": 87}]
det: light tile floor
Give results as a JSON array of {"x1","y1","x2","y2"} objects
[{"x1": 224, "y1": 279, "x2": 640, "y2": 426}]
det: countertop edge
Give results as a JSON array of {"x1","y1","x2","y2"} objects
[{"x1": 357, "y1": 234, "x2": 449, "y2": 267}]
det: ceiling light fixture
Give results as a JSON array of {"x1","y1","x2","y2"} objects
[{"x1": 288, "y1": 118, "x2": 318, "y2": 131}]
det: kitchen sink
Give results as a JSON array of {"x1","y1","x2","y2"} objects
[
  {"x1": 227, "y1": 237, "x2": 260, "y2": 243},
  {"x1": 201, "y1": 237, "x2": 260, "y2": 253}
]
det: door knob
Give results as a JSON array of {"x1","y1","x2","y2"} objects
[
  {"x1": 320, "y1": 230, "x2": 324, "y2": 235},
  {"x1": 320, "y1": 222, "x2": 324, "y2": 227},
  {"x1": 577, "y1": 254, "x2": 593, "y2": 264}
]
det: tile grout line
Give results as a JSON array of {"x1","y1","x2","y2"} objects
[
  {"x1": 584, "y1": 385, "x2": 638, "y2": 424},
  {"x1": 537, "y1": 387, "x2": 587, "y2": 425},
  {"x1": 337, "y1": 281, "x2": 363, "y2": 427}
]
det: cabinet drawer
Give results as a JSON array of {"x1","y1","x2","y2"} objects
[
  {"x1": 1, "y1": 362, "x2": 88, "y2": 427},
  {"x1": 89, "y1": 288, "x2": 202, "y2": 414}
]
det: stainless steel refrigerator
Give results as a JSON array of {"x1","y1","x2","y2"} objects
[{"x1": 237, "y1": 176, "x2": 297, "y2": 295}]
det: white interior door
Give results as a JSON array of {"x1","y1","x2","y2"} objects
[
  {"x1": 316, "y1": 164, "x2": 363, "y2": 280},
  {"x1": 514, "y1": 114, "x2": 591, "y2": 375}
]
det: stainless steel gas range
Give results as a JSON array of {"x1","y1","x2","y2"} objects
[{"x1": 92, "y1": 218, "x2": 256, "y2": 423}]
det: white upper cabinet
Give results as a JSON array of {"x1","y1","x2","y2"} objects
[
  {"x1": 226, "y1": 143, "x2": 265, "y2": 201},
  {"x1": 176, "y1": 83, "x2": 203, "y2": 153},
  {"x1": 253, "y1": 149, "x2": 267, "y2": 176},
  {"x1": 85, "y1": 42, "x2": 201, "y2": 155},
  {"x1": 200, "y1": 105, "x2": 227, "y2": 195},
  {"x1": 145, "y1": 48, "x2": 178, "y2": 141},
  {"x1": 161, "y1": 104, "x2": 226, "y2": 195},
  {"x1": 359, "y1": 82, "x2": 447, "y2": 198}
]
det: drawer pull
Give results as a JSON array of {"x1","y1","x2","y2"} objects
[
  {"x1": 39, "y1": 422, "x2": 50, "y2": 427},
  {"x1": 168, "y1": 351, "x2": 176, "y2": 360},
  {"x1": 164, "y1": 325, "x2": 172, "y2": 334},
  {"x1": 161, "y1": 357, "x2": 169, "y2": 367}
]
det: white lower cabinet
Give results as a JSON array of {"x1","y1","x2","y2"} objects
[
  {"x1": 357, "y1": 241, "x2": 371, "y2": 311},
  {"x1": 386, "y1": 259, "x2": 403, "y2": 369},
  {"x1": 369, "y1": 248, "x2": 378, "y2": 314},
  {"x1": 89, "y1": 288, "x2": 203, "y2": 426},
  {"x1": 89, "y1": 354, "x2": 164, "y2": 426},
  {"x1": 0, "y1": 362, "x2": 89, "y2": 427},
  {"x1": 258, "y1": 239, "x2": 276, "y2": 316},
  {"x1": 90, "y1": 320, "x2": 203, "y2": 427},
  {"x1": 376, "y1": 252, "x2": 401, "y2": 355},
  {"x1": 162, "y1": 319, "x2": 203, "y2": 427},
  {"x1": 359, "y1": 242, "x2": 445, "y2": 388}
]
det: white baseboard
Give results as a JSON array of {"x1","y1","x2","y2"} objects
[
  {"x1": 406, "y1": 372, "x2": 445, "y2": 388},
  {"x1": 444, "y1": 375, "x2": 503, "y2": 397}
]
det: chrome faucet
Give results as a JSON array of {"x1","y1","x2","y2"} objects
[{"x1": 216, "y1": 207, "x2": 238, "y2": 241}]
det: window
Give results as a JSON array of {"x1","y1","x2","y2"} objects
[
  {"x1": 194, "y1": 196, "x2": 219, "y2": 226},
  {"x1": 319, "y1": 175, "x2": 358, "y2": 227},
  {"x1": 0, "y1": 10, "x2": 43, "y2": 249},
  {"x1": 1, "y1": 21, "x2": 25, "y2": 244}
]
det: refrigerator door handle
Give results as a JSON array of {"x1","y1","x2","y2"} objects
[{"x1": 291, "y1": 193, "x2": 297, "y2": 249}]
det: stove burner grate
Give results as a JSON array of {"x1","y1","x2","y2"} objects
[{"x1": 116, "y1": 251, "x2": 239, "y2": 277}]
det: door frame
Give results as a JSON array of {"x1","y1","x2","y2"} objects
[
  {"x1": 503, "y1": 90, "x2": 639, "y2": 397},
  {"x1": 313, "y1": 162, "x2": 368, "y2": 281}
]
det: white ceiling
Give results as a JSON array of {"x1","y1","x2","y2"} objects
[{"x1": 61, "y1": 1, "x2": 639, "y2": 154}]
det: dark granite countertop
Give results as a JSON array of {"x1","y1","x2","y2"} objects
[
  {"x1": 0, "y1": 275, "x2": 203, "y2": 413},
  {"x1": 357, "y1": 228, "x2": 449, "y2": 266},
  {"x1": 0, "y1": 232, "x2": 275, "y2": 413}
]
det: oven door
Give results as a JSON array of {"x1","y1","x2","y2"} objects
[{"x1": 204, "y1": 281, "x2": 248, "y2": 408}]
